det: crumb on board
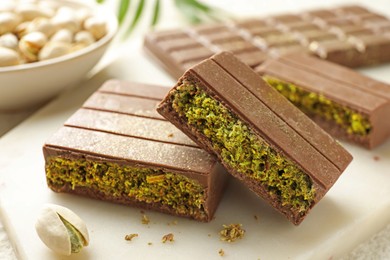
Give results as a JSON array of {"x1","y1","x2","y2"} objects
[
  {"x1": 124, "y1": 233, "x2": 138, "y2": 241},
  {"x1": 254, "y1": 215, "x2": 258, "y2": 221},
  {"x1": 167, "y1": 220, "x2": 178, "y2": 226},
  {"x1": 220, "y1": 224, "x2": 245, "y2": 242},
  {"x1": 373, "y1": 155, "x2": 380, "y2": 161},
  {"x1": 142, "y1": 214, "x2": 150, "y2": 225},
  {"x1": 219, "y1": 249, "x2": 225, "y2": 256},
  {"x1": 162, "y1": 233, "x2": 174, "y2": 243},
  {"x1": 168, "y1": 133, "x2": 174, "y2": 137},
  {"x1": 148, "y1": 242, "x2": 152, "y2": 246}
]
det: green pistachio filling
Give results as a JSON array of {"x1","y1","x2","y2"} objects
[
  {"x1": 263, "y1": 75, "x2": 371, "y2": 136},
  {"x1": 170, "y1": 81, "x2": 316, "y2": 214},
  {"x1": 46, "y1": 157, "x2": 207, "y2": 219}
]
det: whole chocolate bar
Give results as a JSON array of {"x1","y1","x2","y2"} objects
[
  {"x1": 43, "y1": 80, "x2": 228, "y2": 222},
  {"x1": 157, "y1": 52, "x2": 352, "y2": 225},
  {"x1": 144, "y1": 5, "x2": 390, "y2": 79},
  {"x1": 256, "y1": 53, "x2": 390, "y2": 149}
]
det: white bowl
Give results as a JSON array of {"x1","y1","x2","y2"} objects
[{"x1": 0, "y1": 0, "x2": 118, "y2": 111}]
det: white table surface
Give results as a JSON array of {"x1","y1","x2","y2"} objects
[{"x1": 1, "y1": 0, "x2": 390, "y2": 259}]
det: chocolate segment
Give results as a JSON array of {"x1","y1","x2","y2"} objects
[
  {"x1": 144, "y1": 5, "x2": 390, "y2": 78},
  {"x1": 256, "y1": 53, "x2": 390, "y2": 149},
  {"x1": 157, "y1": 52, "x2": 352, "y2": 225},
  {"x1": 43, "y1": 80, "x2": 228, "y2": 222}
]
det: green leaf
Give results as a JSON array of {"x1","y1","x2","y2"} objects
[
  {"x1": 95, "y1": 0, "x2": 227, "y2": 39},
  {"x1": 118, "y1": 0, "x2": 131, "y2": 25},
  {"x1": 174, "y1": 0, "x2": 224, "y2": 24},
  {"x1": 174, "y1": 0, "x2": 202, "y2": 24},
  {"x1": 151, "y1": 0, "x2": 161, "y2": 27},
  {"x1": 180, "y1": 0, "x2": 211, "y2": 13},
  {"x1": 125, "y1": 0, "x2": 145, "y2": 36}
]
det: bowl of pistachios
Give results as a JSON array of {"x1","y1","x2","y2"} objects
[{"x1": 0, "y1": 0, "x2": 118, "y2": 111}]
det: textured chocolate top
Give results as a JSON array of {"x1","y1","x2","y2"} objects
[
  {"x1": 144, "y1": 4, "x2": 390, "y2": 79},
  {"x1": 256, "y1": 57, "x2": 388, "y2": 114},
  {"x1": 256, "y1": 54, "x2": 390, "y2": 148},
  {"x1": 44, "y1": 80, "x2": 228, "y2": 221},
  {"x1": 65, "y1": 109, "x2": 196, "y2": 147},
  {"x1": 45, "y1": 80, "x2": 218, "y2": 177},
  {"x1": 186, "y1": 52, "x2": 352, "y2": 189},
  {"x1": 278, "y1": 53, "x2": 390, "y2": 100},
  {"x1": 45, "y1": 127, "x2": 215, "y2": 176},
  {"x1": 157, "y1": 52, "x2": 353, "y2": 224},
  {"x1": 211, "y1": 52, "x2": 352, "y2": 172}
]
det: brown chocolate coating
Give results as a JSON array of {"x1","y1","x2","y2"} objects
[
  {"x1": 157, "y1": 52, "x2": 352, "y2": 225},
  {"x1": 144, "y1": 5, "x2": 390, "y2": 78},
  {"x1": 256, "y1": 54, "x2": 390, "y2": 149},
  {"x1": 43, "y1": 80, "x2": 228, "y2": 222}
]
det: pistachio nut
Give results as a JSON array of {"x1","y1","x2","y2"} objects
[
  {"x1": 50, "y1": 29, "x2": 73, "y2": 43},
  {"x1": 0, "y1": 47, "x2": 20, "y2": 67},
  {"x1": 51, "y1": 6, "x2": 80, "y2": 33},
  {"x1": 19, "y1": 31, "x2": 47, "y2": 62},
  {"x1": 35, "y1": 204, "x2": 89, "y2": 256},
  {"x1": 0, "y1": 12, "x2": 21, "y2": 34},
  {"x1": 0, "y1": 1, "x2": 16, "y2": 12},
  {"x1": 84, "y1": 16, "x2": 107, "y2": 40},
  {"x1": 74, "y1": 31, "x2": 95, "y2": 46},
  {"x1": 16, "y1": 4, "x2": 53, "y2": 21},
  {"x1": 75, "y1": 8, "x2": 92, "y2": 24},
  {"x1": 39, "y1": 41, "x2": 71, "y2": 60},
  {"x1": 70, "y1": 42, "x2": 89, "y2": 52},
  {"x1": 0, "y1": 0, "x2": 108, "y2": 66},
  {"x1": 14, "y1": 21, "x2": 30, "y2": 38},
  {"x1": 27, "y1": 17, "x2": 57, "y2": 37},
  {"x1": 0, "y1": 33, "x2": 19, "y2": 50},
  {"x1": 37, "y1": 1, "x2": 58, "y2": 12}
]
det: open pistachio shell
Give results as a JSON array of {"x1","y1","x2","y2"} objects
[{"x1": 35, "y1": 204, "x2": 89, "y2": 256}]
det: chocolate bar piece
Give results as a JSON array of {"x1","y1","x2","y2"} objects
[
  {"x1": 144, "y1": 5, "x2": 390, "y2": 78},
  {"x1": 157, "y1": 52, "x2": 352, "y2": 225},
  {"x1": 256, "y1": 53, "x2": 390, "y2": 149},
  {"x1": 43, "y1": 80, "x2": 228, "y2": 222}
]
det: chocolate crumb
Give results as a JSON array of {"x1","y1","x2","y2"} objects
[
  {"x1": 373, "y1": 155, "x2": 380, "y2": 161},
  {"x1": 220, "y1": 224, "x2": 245, "y2": 242},
  {"x1": 124, "y1": 233, "x2": 138, "y2": 241},
  {"x1": 162, "y1": 233, "x2": 174, "y2": 243},
  {"x1": 254, "y1": 215, "x2": 258, "y2": 221},
  {"x1": 219, "y1": 249, "x2": 225, "y2": 256},
  {"x1": 142, "y1": 214, "x2": 150, "y2": 224}
]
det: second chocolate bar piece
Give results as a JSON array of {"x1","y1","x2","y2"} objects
[
  {"x1": 157, "y1": 52, "x2": 352, "y2": 225},
  {"x1": 256, "y1": 54, "x2": 390, "y2": 149},
  {"x1": 144, "y1": 5, "x2": 390, "y2": 79},
  {"x1": 43, "y1": 80, "x2": 228, "y2": 222}
]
